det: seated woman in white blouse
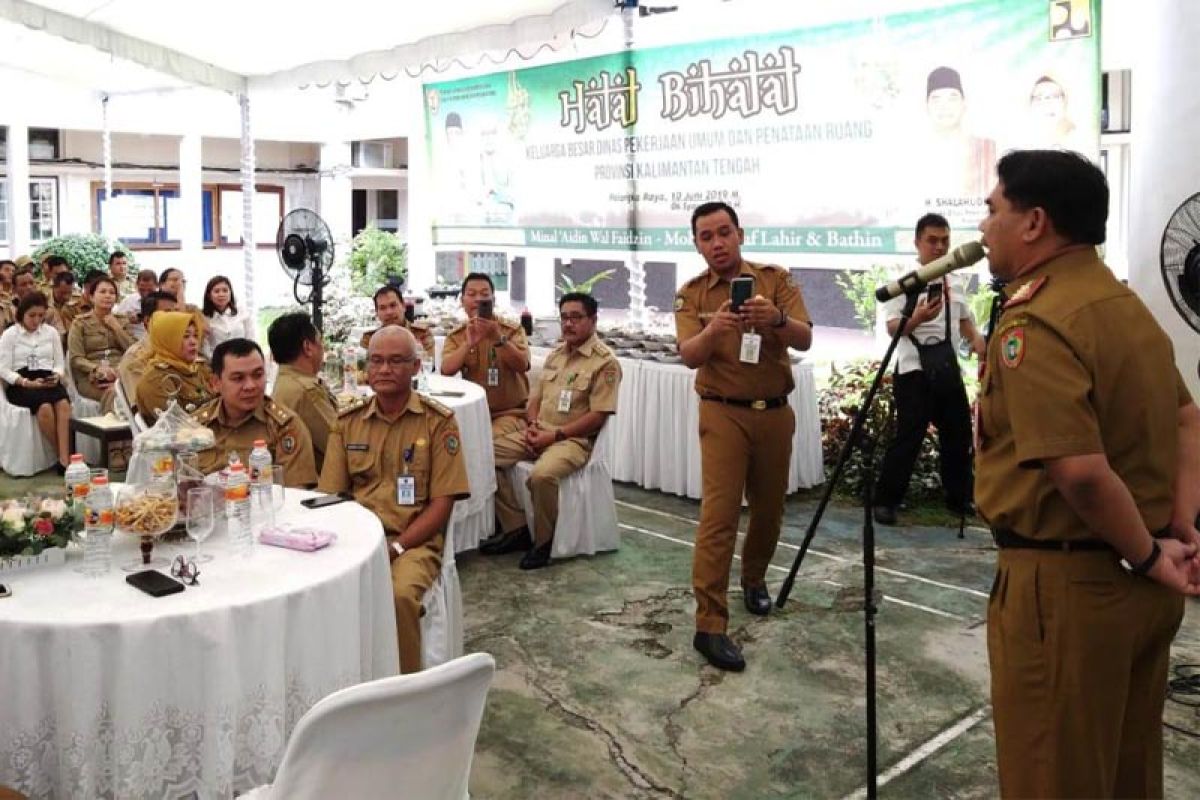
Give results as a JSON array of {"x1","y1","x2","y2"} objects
[
  {"x1": 201, "y1": 275, "x2": 254, "y2": 358},
  {"x1": 0, "y1": 291, "x2": 72, "y2": 472}
]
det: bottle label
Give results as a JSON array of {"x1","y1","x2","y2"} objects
[
  {"x1": 85, "y1": 507, "x2": 114, "y2": 527},
  {"x1": 250, "y1": 465, "x2": 272, "y2": 483},
  {"x1": 72, "y1": 483, "x2": 91, "y2": 499},
  {"x1": 225, "y1": 483, "x2": 250, "y2": 502}
]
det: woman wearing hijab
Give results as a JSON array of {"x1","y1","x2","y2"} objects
[{"x1": 135, "y1": 310, "x2": 213, "y2": 424}]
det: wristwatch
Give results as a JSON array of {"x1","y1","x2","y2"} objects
[
  {"x1": 391, "y1": 542, "x2": 406, "y2": 559},
  {"x1": 1122, "y1": 540, "x2": 1161, "y2": 576}
]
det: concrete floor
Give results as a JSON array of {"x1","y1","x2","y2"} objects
[{"x1": 3, "y1": 470, "x2": 1198, "y2": 799}]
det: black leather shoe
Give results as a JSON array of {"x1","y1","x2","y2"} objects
[
  {"x1": 872, "y1": 505, "x2": 898, "y2": 525},
  {"x1": 477, "y1": 530, "x2": 507, "y2": 551},
  {"x1": 518, "y1": 541, "x2": 553, "y2": 570},
  {"x1": 742, "y1": 584, "x2": 772, "y2": 616},
  {"x1": 480, "y1": 527, "x2": 531, "y2": 556},
  {"x1": 693, "y1": 632, "x2": 745, "y2": 672}
]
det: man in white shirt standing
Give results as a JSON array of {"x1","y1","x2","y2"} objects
[{"x1": 874, "y1": 213, "x2": 985, "y2": 525}]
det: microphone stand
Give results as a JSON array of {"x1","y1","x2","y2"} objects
[{"x1": 775, "y1": 289, "x2": 921, "y2": 800}]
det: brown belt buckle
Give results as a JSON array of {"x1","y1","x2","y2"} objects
[{"x1": 751, "y1": 400, "x2": 767, "y2": 411}]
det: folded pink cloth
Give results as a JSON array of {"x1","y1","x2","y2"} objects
[{"x1": 258, "y1": 526, "x2": 336, "y2": 552}]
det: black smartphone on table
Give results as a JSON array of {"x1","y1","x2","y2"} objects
[
  {"x1": 730, "y1": 276, "x2": 754, "y2": 312},
  {"x1": 300, "y1": 492, "x2": 354, "y2": 510},
  {"x1": 126, "y1": 570, "x2": 185, "y2": 597},
  {"x1": 478, "y1": 299, "x2": 494, "y2": 320},
  {"x1": 0, "y1": 583, "x2": 11, "y2": 598}
]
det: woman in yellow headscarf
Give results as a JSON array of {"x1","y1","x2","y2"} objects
[{"x1": 134, "y1": 311, "x2": 213, "y2": 424}]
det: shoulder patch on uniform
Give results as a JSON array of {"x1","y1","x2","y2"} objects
[
  {"x1": 1001, "y1": 327, "x2": 1026, "y2": 368},
  {"x1": 264, "y1": 397, "x2": 293, "y2": 426},
  {"x1": 422, "y1": 395, "x2": 454, "y2": 417},
  {"x1": 338, "y1": 397, "x2": 368, "y2": 417},
  {"x1": 281, "y1": 434, "x2": 297, "y2": 454},
  {"x1": 1002, "y1": 276, "x2": 1049, "y2": 310},
  {"x1": 442, "y1": 428, "x2": 461, "y2": 456},
  {"x1": 673, "y1": 294, "x2": 686, "y2": 311}
]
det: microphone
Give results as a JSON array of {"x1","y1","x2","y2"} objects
[{"x1": 874, "y1": 241, "x2": 987, "y2": 302}]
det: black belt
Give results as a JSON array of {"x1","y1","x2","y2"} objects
[
  {"x1": 700, "y1": 394, "x2": 788, "y2": 410},
  {"x1": 992, "y1": 526, "x2": 1172, "y2": 552}
]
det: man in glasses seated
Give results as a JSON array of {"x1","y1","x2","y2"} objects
[
  {"x1": 318, "y1": 325, "x2": 470, "y2": 674},
  {"x1": 485, "y1": 292, "x2": 621, "y2": 569},
  {"x1": 191, "y1": 337, "x2": 319, "y2": 487}
]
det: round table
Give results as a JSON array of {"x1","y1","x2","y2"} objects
[{"x1": 0, "y1": 491, "x2": 398, "y2": 799}]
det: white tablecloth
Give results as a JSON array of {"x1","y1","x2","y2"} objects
[
  {"x1": 532, "y1": 350, "x2": 823, "y2": 499},
  {"x1": 0, "y1": 492, "x2": 398, "y2": 799},
  {"x1": 422, "y1": 374, "x2": 496, "y2": 552}
]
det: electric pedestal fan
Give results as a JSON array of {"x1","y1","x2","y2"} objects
[{"x1": 276, "y1": 208, "x2": 335, "y2": 331}]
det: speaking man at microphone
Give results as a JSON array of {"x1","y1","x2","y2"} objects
[{"x1": 873, "y1": 213, "x2": 986, "y2": 526}]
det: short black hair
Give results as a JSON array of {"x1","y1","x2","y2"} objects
[
  {"x1": 460, "y1": 272, "x2": 494, "y2": 294},
  {"x1": 45, "y1": 255, "x2": 68, "y2": 270},
  {"x1": 13, "y1": 267, "x2": 35, "y2": 283},
  {"x1": 0, "y1": 259, "x2": 15, "y2": 270},
  {"x1": 691, "y1": 201, "x2": 740, "y2": 236},
  {"x1": 108, "y1": 250, "x2": 128, "y2": 266},
  {"x1": 211, "y1": 337, "x2": 263, "y2": 376},
  {"x1": 373, "y1": 285, "x2": 404, "y2": 307},
  {"x1": 52, "y1": 271, "x2": 75, "y2": 287},
  {"x1": 16, "y1": 291, "x2": 48, "y2": 324},
  {"x1": 996, "y1": 150, "x2": 1108, "y2": 246},
  {"x1": 136, "y1": 268, "x2": 157, "y2": 282},
  {"x1": 202, "y1": 275, "x2": 238, "y2": 317},
  {"x1": 268, "y1": 312, "x2": 319, "y2": 364},
  {"x1": 141, "y1": 290, "x2": 177, "y2": 323},
  {"x1": 559, "y1": 291, "x2": 598, "y2": 316},
  {"x1": 82, "y1": 269, "x2": 107, "y2": 291},
  {"x1": 159, "y1": 267, "x2": 183, "y2": 284},
  {"x1": 915, "y1": 213, "x2": 951, "y2": 238}
]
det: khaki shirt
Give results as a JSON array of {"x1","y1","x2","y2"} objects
[
  {"x1": 360, "y1": 320, "x2": 435, "y2": 361},
  {"x1": 531, "y1": 333, "x2": 621, "y2": 443},
  {"x1": 443, "y1": 317, "x2": 530, "y2": 417},
  {"x1": 67, "y1": 312, "x2": 135, "y2": 385},
  {"x1": 192, "y1": 395, "x2": 319, "y2": 487},
  {"x1": 0, "y1": 295, "x2": 13, "y2": 331},
  {"x1": 976, "y1": 248, "x2": 1192, "y2": 541},
  {"x1": 318, "y1": 392, "x2": 470, "y2": 537},
  {"x1": 674, "y1": 261, "x2": 811, "y2": 399},
  {"x1": 117, "y1": 339, "x2": 148, "y2": 403},
  {"x1": 272, "y1": 363, "x2": 339, "y2": 471},
  {"x1": 135, "y1": 360, "x2": 214, "y2": 423},
  {"x1": 50, "y1": 297, "x2": 81, "y2": 337}
]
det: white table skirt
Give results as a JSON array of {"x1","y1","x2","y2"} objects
[
  {"x1": 532, "y1": 350, "x2": 823, "y2": 499},
  {"x1": 423, "y1": 375, "x2": 497, "y2": 552},
  {"x1": 0, "y1": 491, "x2": 398, "y2": 800}
]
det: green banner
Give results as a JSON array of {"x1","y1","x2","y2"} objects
[{"x1": 424, "y1": 0, "x2": 1100, "y2": 254}]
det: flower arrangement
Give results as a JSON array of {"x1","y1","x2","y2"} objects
[{"x1": 0, "y1": 497, "x2": 73, "y2": 558}]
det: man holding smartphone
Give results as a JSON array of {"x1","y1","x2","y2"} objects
[
  {"x1": 319, "y1": 325, "x2": 470, "y2": 673},
  {"x1": 873, "y1": 213, "x2": 986, "y2": 526},
  {"x1": 440, "y1": 272, "x2": 531, "y2": 442},
  {"x1": 675, "y1": 201, "x2": 813, "y2": 671}
]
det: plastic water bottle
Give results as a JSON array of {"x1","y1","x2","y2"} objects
[
  {"x1": 81, "y1": 475, "x2": 114, "y2": 576},
  {"x1": 248, "y1": 439, "x2": 275, "y2": 531},
  {"x1": 64, "y1": 453, "x2": 90, "y2": 533},
  {"x1": 224, "y1": 459, "x2": 253, "y2": 557}
]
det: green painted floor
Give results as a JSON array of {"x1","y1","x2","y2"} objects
[{"x1": 4, "y1": 470, "x2": 1198, "y2": 798}]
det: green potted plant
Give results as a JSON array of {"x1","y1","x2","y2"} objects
[
  {"x1": 556, "y1": 268, "x2": 615, "y2": 296},
  {"x1": 348, "y1": 226, "x2": 407, "y2": 294}
]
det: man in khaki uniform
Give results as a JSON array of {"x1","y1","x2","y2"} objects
[
  {"x1": 487, "y1": 292, "x2": 620, "y2": 569},
  {"x1": 360, "y1": 285, "x2": 435, "y2": 361},
  {"x1": 318, "y1": 326, "x2": 470, "y2": 673},
  {"x1": 191, "y1": 338, "x2": 319, "y2": 487},
  {"x1": 268, "y1": 311, "x2": 339, "y2": 472},
  {"x1": 976, "y1": 150, "x2": 1200, "y2": 798},
  {"x1": 675, "y1": 201, "x2": 813, "y2": 672},
  {"x1": 48, "y1": 272, "x2": 82, "y2": 339},
  {"x1": 440, "y1": 271, "x2": 531, "y2": 438}
]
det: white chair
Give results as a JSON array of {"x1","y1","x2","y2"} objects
[
  {"x1": 509, "y1": 417, "x2": 619, "y2": 559},
  {"x1": 63, "y1": 369, "x2": 104, "y2": 464},
  {"x1": 420, "y1": 521, "x2": 464, "y2": 669},
  {"x1": 240, "y1": 652, "x2": 496, "y2": 800},
  {"x1": 0, "y1": 388, "x2": 57, "y2": 476}
]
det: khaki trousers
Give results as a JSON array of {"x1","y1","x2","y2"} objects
[
  {"x1": 391, "y1": 532, "x2": 444, "y2": 674},
  {"x1": 694, "y1": 400, "x2": 794, "y2": 633},
  {"x1": 490, "y1": 413, "x2": 526, "y2": 441},
  {"x1": 988, "y1": 548, "x2": 1184, "y2": 798},
  {"x1": 494, "y1": 431, "x2": 590, "y2": 544}
]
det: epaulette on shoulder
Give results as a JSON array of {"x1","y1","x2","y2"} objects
[
  {"x1": 499, "y1": 317, "x2": 521, "y2": 332},
  {"x1": 338, "y1": 396, "x2": 368, "y2": 417},
  {"x1": 264, "y1": 396, "x2": 294, "y2": 426},
  {"x1": 1002, "y1": 276, "x2": 1049, "y2": 310},
  {"x1": 420, "y1": 394, "x2": 454, "y2": 417},
  {"x1": 592, "y1": 340, "x2": 614, "y2": 358}
]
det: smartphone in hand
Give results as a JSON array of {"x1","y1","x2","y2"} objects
[
  {"x1": 926, "y1": 282, "x2": 943, "y2": 304},
  {"x1": 478, "y1": 299, "x2": 494, "y2": 320},
  {"x1": 730, "y1": 276, "x2": 754, "y2": 312}
]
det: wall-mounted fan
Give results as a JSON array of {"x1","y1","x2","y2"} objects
[
  {"x1": 276, "y1": 208, "x2": 334, "y2": 331},
  {"x1": 1161, "y1": 192, "x2": 1200, "y2": 335}
]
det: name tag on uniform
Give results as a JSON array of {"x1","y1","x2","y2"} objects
[
  {"x1": 487, "y1": 367, "x2": 500, "y2": 387},
  {"x1": 396, "y1": 475, "x2": 416, "y2": 506},
  {"x1": 346, "y1": 443, "x2": 369, "y2": 452},
  {"x1": 739, "y1": 332, "x2": 762, "y2": 364},
  {"x1": 557, "y1": 389, "x2": 573, "y2": 414}
]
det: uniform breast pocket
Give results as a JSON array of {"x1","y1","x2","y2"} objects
[
  {"x1": 570, "y1": 373, "x2": 593, "y2": 412},
  {"x1": 83, "y1": 331, "x2": 108, "y2": 354},
  {"x1": 539, "y1": 367, "x2": 559, "y2": 394},
  {"x1": 347, "y1": 450, "x2": 375, "y2": 480}
]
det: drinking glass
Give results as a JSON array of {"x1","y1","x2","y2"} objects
[
  {"x1": 186, "y1": 486, "x2": 216, "y2": 563},
  {"x1": 271, "y1": 464, "x2": 286, "y2": 513}
]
